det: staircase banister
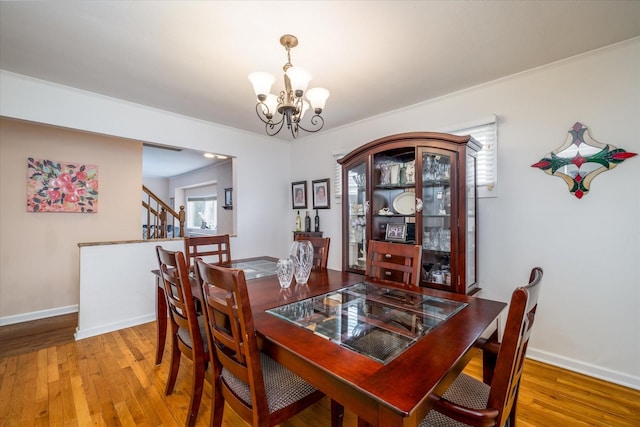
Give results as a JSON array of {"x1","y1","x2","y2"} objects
[
  {"x1": 143, "y1": 185, "x2": 179, "y2": 218},
  {"x1": 142, "y1": 185, "x2": 185, "y2": 238},
  {"x1": 141, "y1": 200, "x2": 160, "y2": 217}
]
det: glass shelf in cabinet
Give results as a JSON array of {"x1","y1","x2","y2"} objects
[
  {"x1": 375, "y1": 183, "x2": 415, "y2": 190},
  {"x1": 422, "y1": 179, "x2": 450, "y2": 186}
]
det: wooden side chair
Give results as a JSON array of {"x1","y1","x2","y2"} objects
[
  {"x1": 184, "y1": 234, "x2": 231, "y2": 269},
  {"x1": 293, "y1": 235, "x2": 330, "y2": 269},
  {"x1": 419, "y1": 267, "x2": 544, "y2": 427},
  {"x1": 196, "y1": 259, "x2": 344, "y2": 427},
  {"x1": 155, "y1": 246, "x2": 209, "y2": 427},
  {"x1": 365, "y1": 240, "x2": 422, "y2": 286}
]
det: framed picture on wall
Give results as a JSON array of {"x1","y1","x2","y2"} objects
[
  {"x1": 223, "y1": 188, "x2": 233, "y2": 210},
  {"x1": 292, "y1": 181, "x2": 307, "y2": 209},
  {"x1": 312, "y1": 178, "x2": 330, "y2": 209}
]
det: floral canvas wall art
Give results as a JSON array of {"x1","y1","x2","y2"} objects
[{"x1": 27, "y1": 157, "x2": 99, "y2": 213}]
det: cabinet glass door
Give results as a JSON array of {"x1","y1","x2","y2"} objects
[
  {"x1": 346, "y1": 162, "x2": 367, "y2": 272},
  {"x1": 372, "y1": 149, "x2": 416, "y2": 244},
  {"x1": 421, "y1": 151, "x2": 453, "y2": 289},
  {"x1": 466, "y1": 150, "x2": 477, "y2": 288}
]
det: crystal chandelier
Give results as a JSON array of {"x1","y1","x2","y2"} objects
[{"x1": 249, "y1": 35, "x2": 329, "y2": 139}]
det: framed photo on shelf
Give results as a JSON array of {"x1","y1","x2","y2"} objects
[
  {"x1": 312, "y1": 178, "x2": 330, "y2": 209},
  {"x1": 385, "y1": 223, "x2": 407, "y2": 242},
  {"x1": 292, "y1": 181, "x2": 307, "y2": 209}
]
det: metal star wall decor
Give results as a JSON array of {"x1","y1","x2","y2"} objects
[{"x1": 531, "y1": 122, "x2": 636, "y2": 199}]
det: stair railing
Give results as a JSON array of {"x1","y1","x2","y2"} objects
[{"x1": 142, "y1": 185, "x2": 185, "y2": 239}]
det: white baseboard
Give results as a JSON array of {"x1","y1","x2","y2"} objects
[
  {"x1": 0, "y1": 304, "x2": 78, "y2": 326},
  {"x1": 527, "y1": 348, "x2": 640, "y2": 391},
  {"x1": 74, "y1": 314, "x2": 156, "y2": 340}
]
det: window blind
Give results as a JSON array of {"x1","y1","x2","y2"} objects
[
  {"x1": 451, "y1": 118, "x2": 498, "y2": 198},
  {"x1": 333, "y1": 153, "x2": 345, "y2": 199}
]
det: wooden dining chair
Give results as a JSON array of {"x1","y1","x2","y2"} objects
[
  {"x1": 294, "y1": 235, "x2": 330, "y2": 269},
  {"x1": 365, "y1": 239, "x2": 422, "y2": 286},
  {"x1": 184, "y1": 234, "x2": 231, "y2": 269},
  {"x1": 155, "y1": 246, "x2": 209, "y2": 427},
  {"x1": 419, "y1": 267, "x2": 544, "y2": 427},
  {"x1": 196, "y1": 259, "x2": 344, "y2": 427}
]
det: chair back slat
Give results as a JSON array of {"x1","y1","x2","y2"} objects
[
  {"x1": 365, "y1": 240, "x2": 422, "y2": 286},
  {"x1": 488, "y1": 266, "x2": 544, "y2": 426},
  {"x1": 185, "y1": 235, "x2": 232, "y2": 267},
  {"x1": 293, "y1": 235, "x2": 330, "y2": 269}
]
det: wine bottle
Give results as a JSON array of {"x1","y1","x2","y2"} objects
[
  {"x1": 314, "y1": 209, "x2": 320, "y2": 232},
  {"x1": 304, "y1": 211, "x2": 311, "y2": 232},
  {"x1": 295, "y1": 211, "x2": 302, "y2": 231}
]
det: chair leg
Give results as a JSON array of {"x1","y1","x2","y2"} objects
[
  {"x1": 210, "y1": 376, "x2": 225, "y2": 427},
  {"x1": 482, "y1": 330, "x2": 499, "y2": 385},
  {"x1": 507, "y1": 394, "x2": 518, "y2": 427},
  {"x1": 330, "y1": 399, "x2": 344, "y2": 427},
  {"x1": 155, "y1": 284, "x2": 168, "y2": 365},
  {"x1": 186, "y1": 359, "x2": 205, "y2": 427},
  {"x1": 165, "y1": 336, "x2": 181, "y2": 395}
]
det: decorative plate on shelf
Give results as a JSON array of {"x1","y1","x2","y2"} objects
[{"x1": 392, "y1": 192, "x2": 415, "y2": 215}]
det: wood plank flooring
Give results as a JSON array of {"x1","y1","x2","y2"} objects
[{"x1": 0, "y1": 315, "x2": 638, "y2": 426}]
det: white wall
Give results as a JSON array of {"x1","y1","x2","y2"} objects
[
  {"x1": 1, "y1": 38, "x2": 638, "y2": 388},
  {"x1": 0, "y1": 70, "x2": 295, "y2": 262},
  {"x1": 77, "y1": 239, "x2": 184, "y2": 339},
  {"x1": 290, "y1": 38, "x2": 640, "y2": 388}
]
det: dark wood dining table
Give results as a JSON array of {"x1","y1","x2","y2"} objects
[
  {"x1": 154, "y1": 259, "x2": 506, "y2": 426},
  {"x1": 245, "y1": 268, "x2": 507, "y2": 427}
]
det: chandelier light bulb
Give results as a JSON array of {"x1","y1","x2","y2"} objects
[
  {"x1": 248, "y1": 72, "x2": 275, "y2": 99},
  {"x1": 260, "y1": 93, "x2": 280, "y2": 119},
  {"x1": 285, "y1": 66, "x2": 311, "y2": 95},
  {"x1": 305, "y1": 87, "x2": 330, "y2": 113},
  {"x1": 298, "y1": 100, "x2": 310, "y2": 120}
]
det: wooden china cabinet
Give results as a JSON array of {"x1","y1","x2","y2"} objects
[{"x1": 338, "y1": 132, "x2": 481, "y2": 294}]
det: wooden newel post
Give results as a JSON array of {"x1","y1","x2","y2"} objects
[
  {"x1": 178, "y1": 206, "x2": 185, "y2": 237},
  {"x1": 159, "y1": 208, "x2": 167, "y2": 238}
]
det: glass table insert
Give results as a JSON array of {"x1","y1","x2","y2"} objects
[
  {"x1": 230, "y1": 258, "x2": 277, "y2": 280},
  {"x1": 266, "y1": 282, "x2": 467, "y2": 363}
]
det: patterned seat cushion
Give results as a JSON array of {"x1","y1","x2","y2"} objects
[
  {"x1": 420, "y1": 373, "x2": 490, "y2": 427},
  {"x1": 176, "y1": 315, "x2": 208, "y2": 352},
  {"x1": 221, "y1": 352, "x2": 318, "y2": 413}
]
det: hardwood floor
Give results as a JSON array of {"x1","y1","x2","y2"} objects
[
  {"x1": 0, "y1": 316, "x2": 638, "y2": 426},
  {"x1": 0, "y1": 313, "x2": 78, "y2": 359}
]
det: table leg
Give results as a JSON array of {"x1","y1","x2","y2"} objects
[
  {"x1": 331, "y1": 399, "x2": 345, "y2": 427},
  {"x1": 156, "y1": 279, "x2": 168, "y2": 365}
]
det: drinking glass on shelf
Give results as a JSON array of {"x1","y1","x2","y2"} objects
[{"x1": 276, "y1": 258, "x2": 294, "y2": 289}]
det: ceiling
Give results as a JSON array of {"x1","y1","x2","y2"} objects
[
  {"x1": 141, "y1": 144, "x2": 223, "y2": 178},
  {"x1": 2, "y1": 1, "x2": 640, "y2": 176}
]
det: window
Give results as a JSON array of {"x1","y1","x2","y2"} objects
[
  {"x1": 333, "y1": 153, "x2": 345, "y2": 200},
  {"x1": 186, "y1": 196, "x2": 217, "y2": 230},
  {"x1": 450, "y1": 116, "x2": 498, "y2": 198}
]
